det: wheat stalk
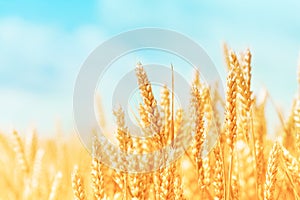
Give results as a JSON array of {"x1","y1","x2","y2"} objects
[
  {"x1": 252, "y1": 97, "x2": 267, "y2": 199},
  {"x1": 224, "y1": 51, "x2": 238, "y2": 200}
]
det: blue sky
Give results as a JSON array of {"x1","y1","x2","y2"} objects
[{"x1": 0, "y1": 0, "x2": 299, "y2": 135}]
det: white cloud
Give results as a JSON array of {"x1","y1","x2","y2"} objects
[{"x1": 0, "y1": 17, "x2": 105, "y2": 135}]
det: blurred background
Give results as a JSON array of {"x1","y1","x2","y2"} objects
[{"x1": 0, "y1": 0, "x2": 299, "y2": 136}]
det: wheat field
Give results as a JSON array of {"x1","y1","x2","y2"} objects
[{"x1": 1, "y1": 45, "x2": 300, "y2": 200}]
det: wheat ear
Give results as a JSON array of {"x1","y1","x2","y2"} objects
[
  {"x1": 113, "y1": 106, "x2": 132, "y2": 152},
  {"x1": 91, "y1": 158, "x2": 105, "y2": 200},
  {"x1": 160, "y1": 85, "x2": 171, "y2": 145},
  {"x1": 159, "y1": 163, "x2": 176, "y2": 200},
  {"x1": 135, "y1": 62, "x2": 162, "y2": 147},
  {"x1": 264, "y1": 142, "x2": 281, "y2": 200},
  {"x1": 72, "y1": 166, "x2": 86, "y2": 200},
  {"x1": 113, "y1": 107, "x2": 131, "y2": 199},
  {"x1": 49, "y1": 172, "x2": 62, "y2": 200},
  {"x1": 213, "y1": 141, "x2": 225, "y2": 200},
  {"x1": 224, "y1": 51, "x2": 238, "y2": 200},
  {"x1": 223, "y1": 43, "x2": 231, "y2": 71},
  {"x1": 281, "y1": 146, "x2": 300, "y2": 187},
  {"x1": 12, "y1": 130, "x2": 29, "y2": 174},
  {"x1": 283, "y1": 100, "x2": 297, "y2": 153},
  {"x1": 252, "y1": 97, "x2": 267, "y2": 199},
  {"x1": 294, "y1": 99, "x2": 300, "y2": 160},
  {"x1": 25, "y1": 129, "x2": 38, "y2": 166},
  {"x1": 190, "y1": 85, "x2": 205, "y2": 187}
]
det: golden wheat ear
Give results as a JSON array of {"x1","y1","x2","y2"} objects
[
  {"x1": 72, "y1": 165, "x2": 86, "y2": 200},
  {"x1": 113, "y1": 106, "x2": 132, "y2": 152},
  {"x1": 12, "y1": 130, "x2": 29, "y2": 174},
  {"x1": 135, "y1": 62, "x2": 162, "y2": 147},
  {"x1": 264, "y1": 142, "x2": 281, "y2": 200},
  {"x1": 213, "y1": 141, "x2": 225, "y2": 200},
  {"x1": 223, "y1": 50, "x2": 239, "y2": 200},
  {"x1": 252, "y1": 96, "x2": 267, "y2": 199},
  {"x1": 224, "y1": 51, "x2": 238, "y2": 151},
  {"x1": 91, "y1": 157, "x2": 105, "y2": 200},
  {"x1": 280, "y1": 146, "x2": 300, "y2": 196},
  {"x1": 95, "y1": 93, "x2": 107, "y2": 130},
  {"x1": 295, "y1": 57, "x2": 300, "y2": 160},
  {"x1": 223, "y1": 42, "x2": 233, "y2": 71},
  {"x1": 160, "y1": 85, "x2": 170, "y2": 145},
  {"x1": 49, "y1": 171, "x2": 62, "y2": 200},
  {"x1": 25, "y1": 129, "x2": 38, "y2": 167}
]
